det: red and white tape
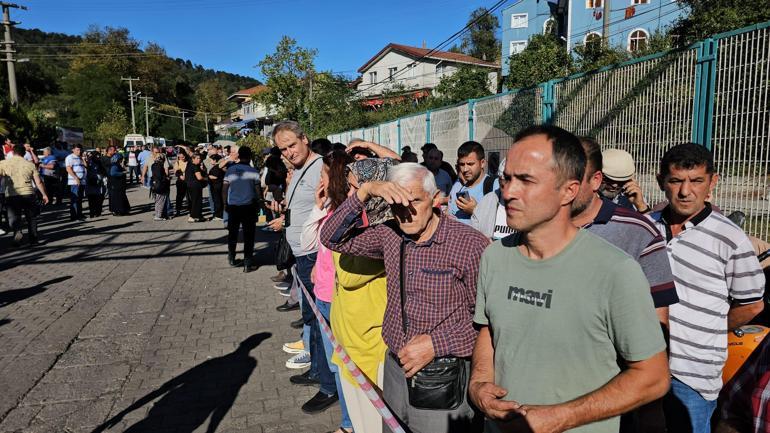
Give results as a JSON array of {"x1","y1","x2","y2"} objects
[{"x1": 299, "y1": 283, "x2": 406, "y2": 433}]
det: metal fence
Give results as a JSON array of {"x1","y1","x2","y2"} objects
[{"x1": 328, "y1": 20, "x2": 770, "y2": 239}]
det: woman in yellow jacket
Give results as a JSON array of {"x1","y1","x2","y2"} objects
[{"x1": 330, "y1": 156, "x2": 396, "y2": 433}]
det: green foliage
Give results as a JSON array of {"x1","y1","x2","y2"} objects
[
  {"x1": 307, "y1": 72, "x2": 364, "y2": 138},
  {"x1": 460, "y1": 7, "x2": 501, "y2": 62},
  {"x1": 572, "y1": 41, "x2": 630, "y2": 72},
  {"x1": 434, "y1": 66, "x2": 493, "y2": 104},
  {"x1": 95, "y1": 102, "x2": 131, "y2": 145},
  {"x1": 672, "y1": 0, "x2": 770, "y2": 45},
  {"x1": 2, "y1": 26, "x2": 259, "y2": 144},
  {"x1": 195, "y1": 80, "x2": 235, "y2": 121},
  {"x1": 237, "y1": 133, "x2": 272, "y2": 164},
  {"x1": 255, "y1": 36, "x2": 317, "y2": 126},
  {"x1": 506, "y1": 34, "x2": 573, "y2": 89}
]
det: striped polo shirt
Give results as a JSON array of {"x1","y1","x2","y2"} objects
[
  {"x1": 650, "y1": 204, "x2": 765, "y2": 400},
  {"x1": 585, "y1": 198, "x2": 678, "y2": 308}
]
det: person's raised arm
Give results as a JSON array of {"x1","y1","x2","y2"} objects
[{"x1": 348, "y1": 141, "x2": 401, "y2": 160}]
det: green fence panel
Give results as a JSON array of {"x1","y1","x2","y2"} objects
[
  {"x1": 428, "y1": 104, "x2": 470, "y2": 167},
  {"x1": 379, "y1": 120, "x2": 399, "y2": 152},
  {"x1": 552, "y1": 47, "x2": 699, "y2": 208},
  {"x1": 399, "y1": 113, "x2": 428, "y2": 154},
  {"x1": 710, "y1": 25, "x2": 770, "y2": 240}
]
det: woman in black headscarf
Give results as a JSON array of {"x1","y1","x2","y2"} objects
[
  {"x1": 108, "y1": 153, "x2": 131, "y2": 216},
  {"x1": 185, "y1": 153, "x2": 208, "y2": 222}
]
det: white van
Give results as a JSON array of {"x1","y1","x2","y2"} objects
[{"x1": 123, "y1": 134, "x2": 146, "y2": 149}]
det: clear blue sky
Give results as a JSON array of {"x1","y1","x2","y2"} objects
[{"x1": 19, "y1": 0, "x2": 500, "y2": 81}]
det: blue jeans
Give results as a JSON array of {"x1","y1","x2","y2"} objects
[
  {"x1": 317, "y1": 299, "x2": 352, "y2": 430},
  {"x1": 69, "y1": 185, "x2": 84, "y2": 219},
  {"x1": 207, "y1": 184, "x2": 218, "y2": 215},
  {"x1": 664, "y1": 377, "x2": 717, "y2": 433},
  {"x1": 296, "y1": 253, "x2": 336, "y2": 396}
]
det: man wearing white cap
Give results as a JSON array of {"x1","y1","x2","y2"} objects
[{"x1": 600, "y1": 149, "x2": 650, "y2": 213}]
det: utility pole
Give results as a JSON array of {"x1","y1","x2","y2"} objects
[
  {"x1": 181, "y1": 110, "x2": 187, "y2": 142},
  {"x1": 602, "y1": 0, "x2": 611, "y2": 46},
  {"x1": 1, "y1": 2, "x2": 27, "y2": 106},
  {"x1": 121, "y1": 77, "x2": 139, "y2": 134},
  {"x1": 203, "y1": 112, "x2": 209, "y2": 143},
  {"x1": 139, "y1": 96, "x2": 153, "y2": 138}
]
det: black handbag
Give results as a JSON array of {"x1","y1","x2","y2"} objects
[
  {"x1": 399, "y1": 240, "x2": 466, "y2": 411},
  {"x1": 274, "y1": 157, "x2": 321, "y2": 271}
]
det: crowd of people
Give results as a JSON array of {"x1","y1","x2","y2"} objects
[
  {"x1": 1, "y1": 119, "x2": 768, "y2": 433},
  {"x1": 261, "y1": 120, "x2": 767, "y2": 433}
]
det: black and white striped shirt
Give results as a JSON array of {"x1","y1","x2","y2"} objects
[{"x1": 650, "y1": 204, "x2": 765, "y2": 400}]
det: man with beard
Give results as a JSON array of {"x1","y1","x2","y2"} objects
[{"x1": 447, "y1": 141, "x2": 497, "y2": 224}]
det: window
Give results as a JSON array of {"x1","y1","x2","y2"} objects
[
  {"x1": 511, "y1": 13, "x2": 528, "y2": 28},
  {"x1": 435, "y1": 64, "x2": 445, "y2": 78},
  {"x1": 389, "y1": 67, "x2": 398, "y2": 80},
  {"x1": 631, "y1": 0, "x2": 649, "y2": 4},
  {"x1": 543, "y1": 18, "x2": 556, "y2": 35},
  {"x1": 409, "y1": 64, "x2": 416, "y2": 78},
  {"x1": 369, "y1": 71, "x2": 377, "y2": 84},
  {"x1": 509, "y1": 40, "x2": 527, "y2": 56},
  {"x1": 584, "y1": 32, "x2": 602, "y2": 48},
  {"x1": 585, "y1": 0, "x2": 603, "y2": 8},
  {"x1": 628, "y1": 29, "x2": 649, "y2": 52}
]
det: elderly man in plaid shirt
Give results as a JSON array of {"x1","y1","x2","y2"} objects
[{"x1": 321, "y1": 162, "x2": 489, "y2": 433}]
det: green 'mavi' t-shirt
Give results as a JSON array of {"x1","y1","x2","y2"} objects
[{"x1": 474, "y1": 230, "x2": 665, "y2": 433}]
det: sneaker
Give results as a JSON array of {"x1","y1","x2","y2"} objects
[
  {"x1": 286, "y1": 351, "x2": 311, "y2": 369},
  {"x1": 282, "y1": 339, "x2": 305, "y2": 354},
  {"x1": 290, "y1": 370, "x2": 319, "y2": 386},
  {"x1": 274, "y1": 282, "x2": 290, "y2": 290},
  {"x1": 0, "y1": 228, "x2": 6, "y2": 236},
  {"x1": 276, "y1": 301, "x2": 300, "y2": 312},
  {"x1": 211, "y1": 216, "x2": 223, "y2": 221},
  {"x1": 279, "y1": 288, "x2": 291, "y2": 297},
  {"x1": 187, "y1": 217, "x2": 195, "y2": 223},
  {"x1": 301, "y1": 391, "x2": 339, "y2": 414},
  {"x1": 290, "y1": 318, "x2": 304, "y2": 329},
  {"x1": 153, "y1": 217, "x2": 165, "y2": 221},
  {"x1": 270, "y1": 271, "x2": 287, "y2": 283}
]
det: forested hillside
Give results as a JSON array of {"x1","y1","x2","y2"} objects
[{"x1": 0, "y1": 26, "x2": 259, "y2": 145}]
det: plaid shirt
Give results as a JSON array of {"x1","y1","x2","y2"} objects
[
  {"x1": 320, "y1": 194, "x2": 489, "y2": 357},
  {"x1": 720, "y1": 335, "x2": 770, "y2": 433}
]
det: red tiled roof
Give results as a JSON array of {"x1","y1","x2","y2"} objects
[
  {"x1": 227, "y1": 85, "x2": 267, "y2": 101},
  {"x1": 357, "y1": 43, "x2": 499, "y2": 73}
]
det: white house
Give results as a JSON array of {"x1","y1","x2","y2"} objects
[
  {"x1": 356, "y1": 43, "x2": 500, "y2": 108},
  {"x1": 214, "y1": 85, "x2": 276, "y2": 137}
]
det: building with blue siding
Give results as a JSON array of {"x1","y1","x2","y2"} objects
[{"x1": 501, "y1": 0, "x2": 688, "y2": 78}]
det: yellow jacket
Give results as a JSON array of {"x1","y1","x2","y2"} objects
[{"x1": 331, "y1": 252, "x2": 388, "y2": 386}]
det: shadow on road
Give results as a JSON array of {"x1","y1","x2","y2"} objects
[
  {"x1": 91, "y1": 332, "x2": 271, "y2": 433},
  {"x1": 0, "y1": 318, "x2": 11, "y2": 327},
  {"x1": 0, "y1": 276, "x2": 73, "y2": 308}
]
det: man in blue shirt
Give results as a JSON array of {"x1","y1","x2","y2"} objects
[
  {"x1": 223, "y1": 146, "x2": 260, "y2": 272},
  {"x1": 448, "y1": 141, "x2": 498, "y2": 224},
  {"x1": 137, "y1": 145, "x2": 152, "y2": 189}
]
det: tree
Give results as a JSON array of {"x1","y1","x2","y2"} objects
[
  {"x1": 572, "y1": 41, "x2": 629, "y2": 73},
  {"x1": 306, "y1": 72, "x2": 364, "y2": 137},
  {"x1": 671, "y1": 0, "x2": 770, "y2": 46},
  {"x1": 195, "y1": 79, "x2": 233, "y2": 122},
  {"x1": 460, "y1": 7, "x2": 501, "y2": 62},
  {"x1": 255, "y1": 36, "x2": 317, "y2": 126},
  {"x1": 506, "y1": 34, "x2": 573, "y2": 89},
  {"x1": 95, "y1": 101, "x2": 131, "y2": 145},
  {"x1": 434, "y1": 66, "x2": 493, "y2": 104},
  {"x1": 62, "y1": 63, "x2": 124, "y2": 135}
]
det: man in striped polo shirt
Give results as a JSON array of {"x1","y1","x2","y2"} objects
[{"x1": 651, "y1": 143, "x2": 765, "y2": 433}]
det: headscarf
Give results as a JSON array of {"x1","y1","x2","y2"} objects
[
  {"x1": 348, "y1": 157, "x2": 398, "y2": 227},
  {"x1": 111, "y1": 153, "x2": 123, "y2": 164}
]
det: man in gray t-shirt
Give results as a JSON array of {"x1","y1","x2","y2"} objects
[{"x1": 272, "y1": 120, "x2": 337, "y2": 414}]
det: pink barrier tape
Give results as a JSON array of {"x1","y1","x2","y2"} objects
[{"x1": 299, "y1": 283, "x2": 406, "y2": 433}]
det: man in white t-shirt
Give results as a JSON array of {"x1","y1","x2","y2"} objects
[
  {"x1": 65, "y1": 144, "x2": 87, "y2": 221},
  {"x1": 127, "y1": 145, "x2": 139, "y2": 184}
]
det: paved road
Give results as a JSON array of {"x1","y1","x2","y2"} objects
[{"x1": 0, "y1": 185, "x2": 341, "y2": 433}]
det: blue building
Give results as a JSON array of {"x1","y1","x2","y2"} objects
[{"x1": 500, "y1": 0, "x2": 688, "y2": 78}]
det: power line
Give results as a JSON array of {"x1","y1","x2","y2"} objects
[{"x1": 352, "y1": 0, "x2": 516, "y2": 98}]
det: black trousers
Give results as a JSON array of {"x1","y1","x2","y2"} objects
[
  {"x1": 175, "y1": 181, "x2": 187, "y2": 215},
  {"x1": 227, "y1": 203, "x2": 256, "y2": 258},
  {"x1": 87, "y1": 193, "x2": 104, "y2": 217},
  {"x1": 6, "y1": 194, "x2": 38, "y2": 240},
  {"x1": 188, "y1": 186, "x2": 203, "y2": 219},
  {"x1": 211, "y1": 183, "x2": 224, "y2": 219}
]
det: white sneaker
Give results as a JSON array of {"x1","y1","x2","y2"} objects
[
  {"x1": 274, "y1": 282, "x2": 290, "y2": 290},
  {"x1": 286, "y1": 351, "x2": 311, "y2": 369}
]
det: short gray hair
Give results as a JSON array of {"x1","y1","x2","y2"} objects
[
  {"x1": 387, "y1": 162, "x2": 437, "y2": 196},
  {"x1": 272, "y1": 120, "x2": 306, "y2": 141}
]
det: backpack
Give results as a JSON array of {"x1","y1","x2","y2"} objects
[{"x1": 482, "y1": 175, "x2": 495, "y2": 195}]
